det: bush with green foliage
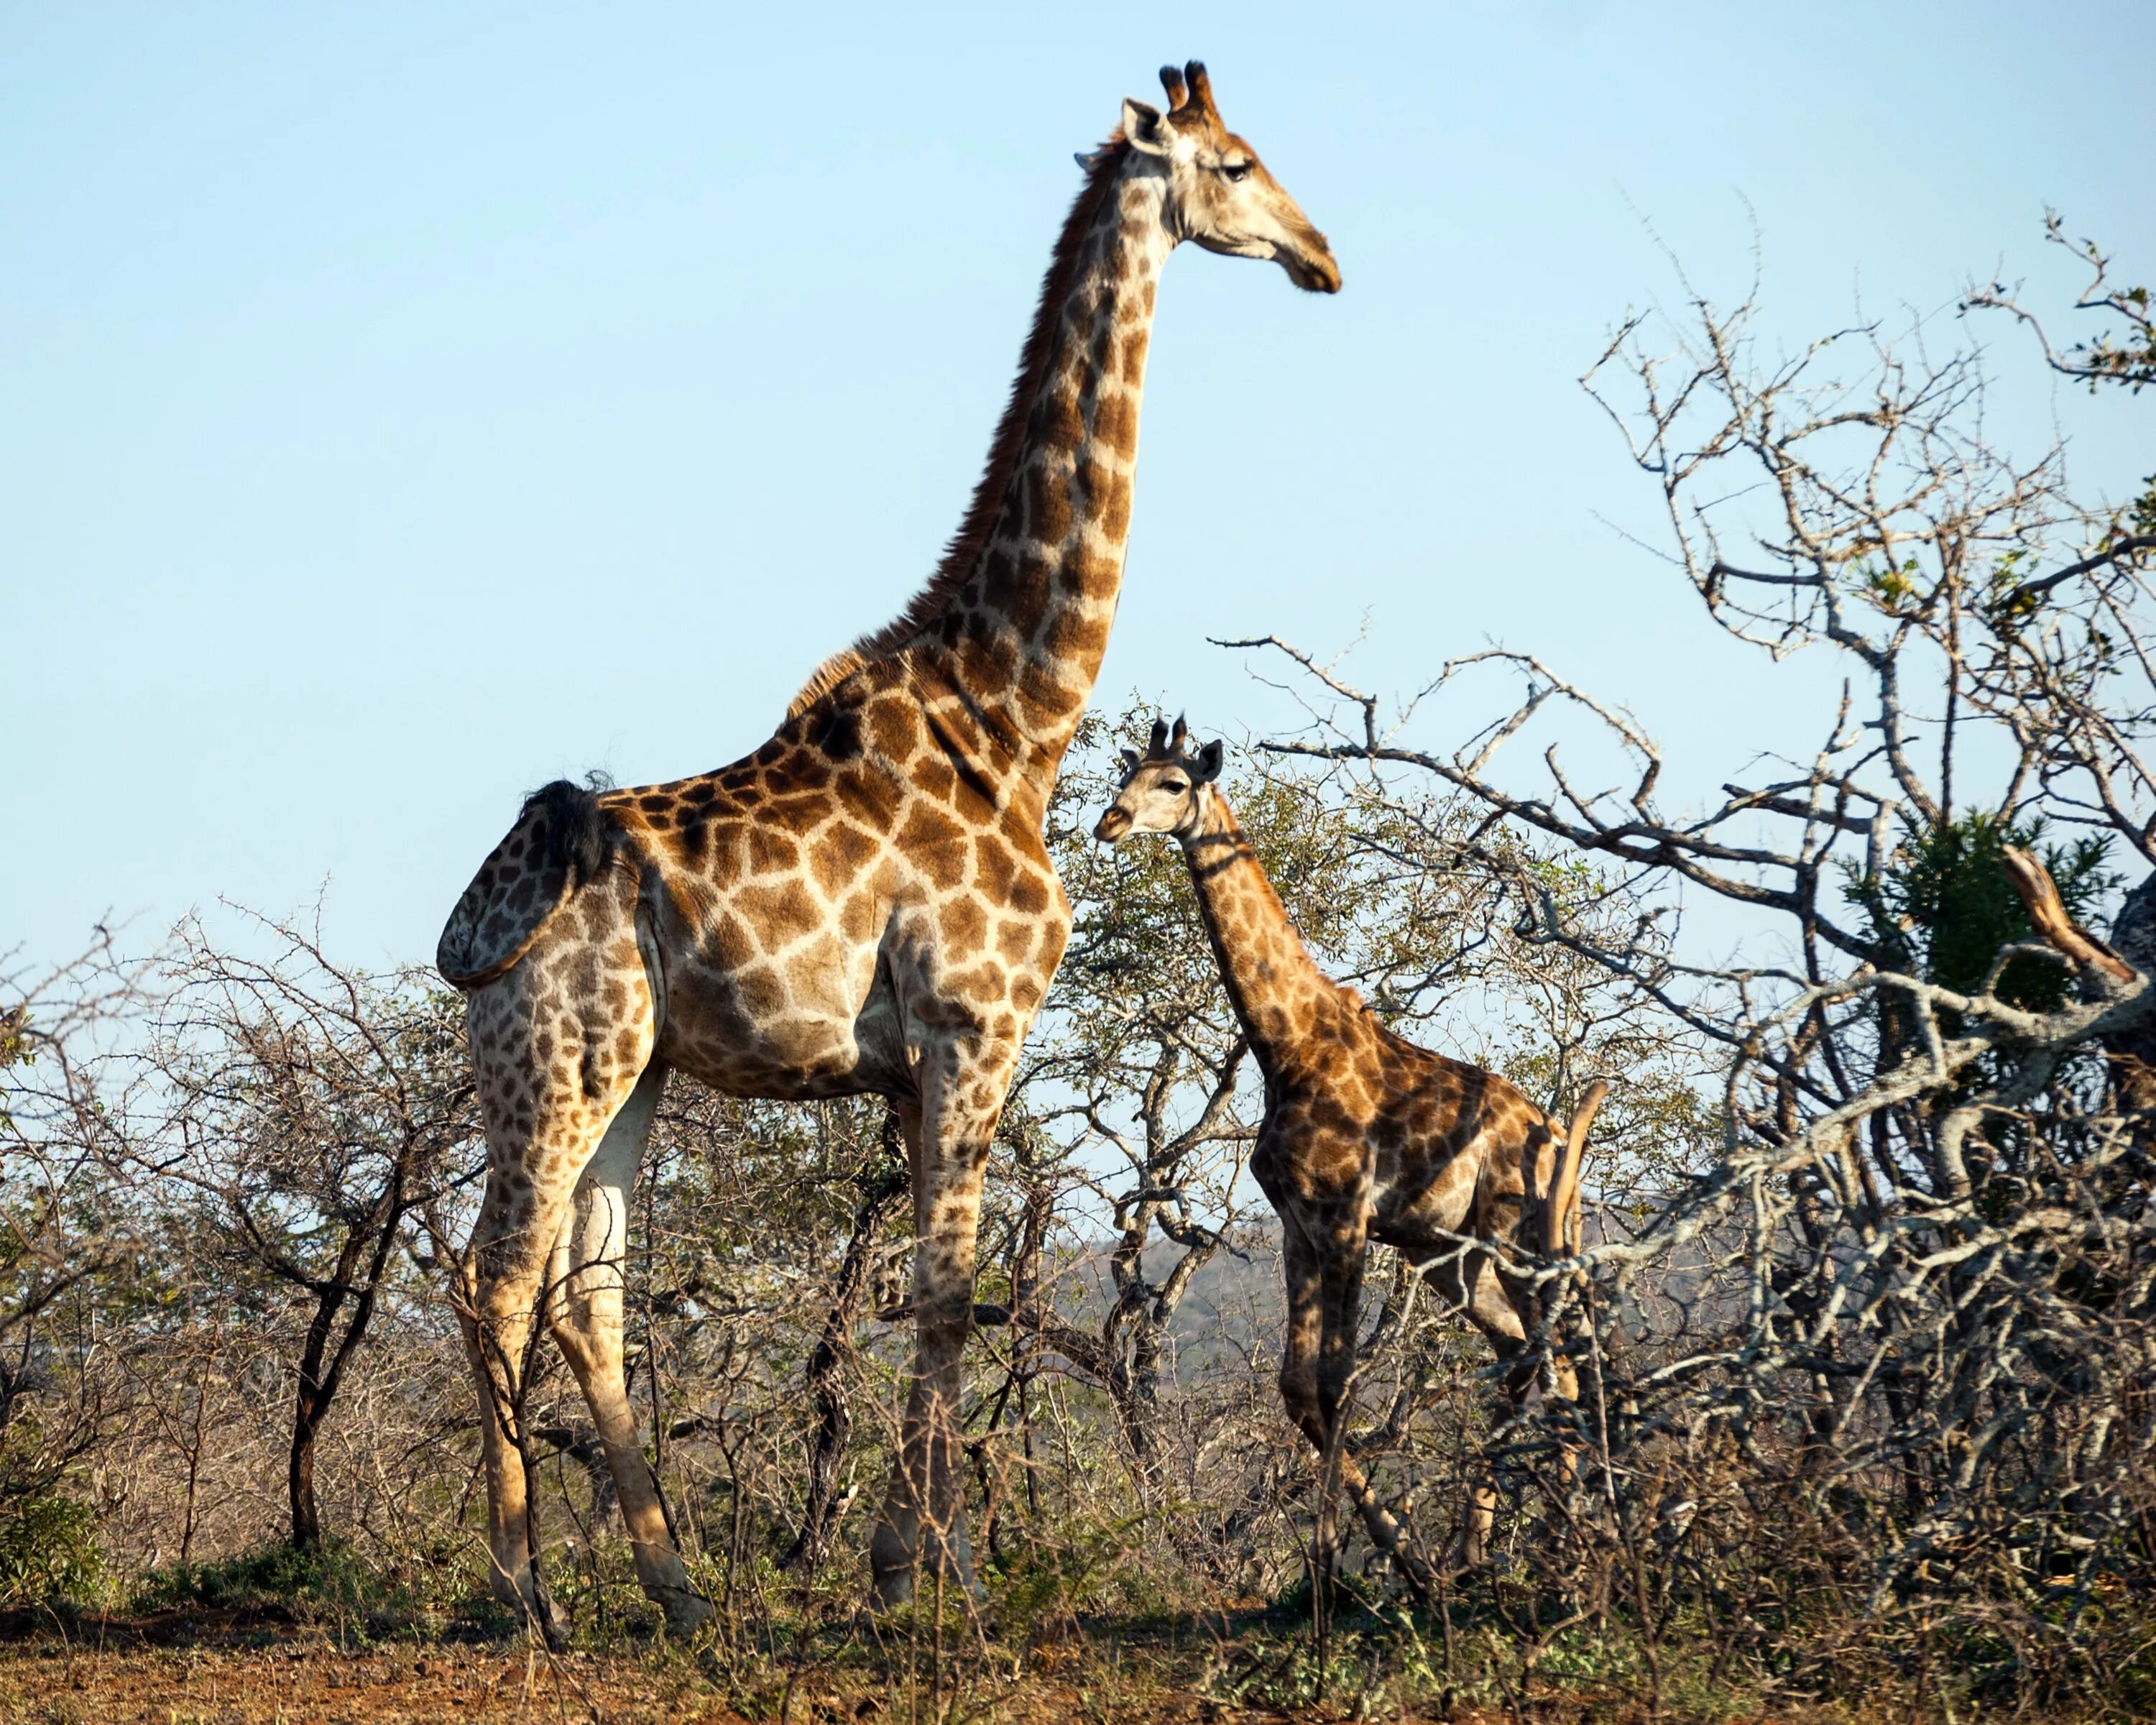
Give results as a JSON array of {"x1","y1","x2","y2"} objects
[
  {"x1": 0, "y1": 1490, "x2": 103, "y2": 1609},
  {"x1": 1846, "y1": 809, "x2": 2118, "y2": 1009}
]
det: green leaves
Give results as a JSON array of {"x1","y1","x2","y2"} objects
[
  {"x1": 1860, "y1": 557, "x2": 1922, "y2": 612},
  {"x1": 0, "y1": 1488, "x2": 103, "y2": 1609},
  {"x1": 1844, "y1": 807, "x2": 2118, "y2": 1011}
]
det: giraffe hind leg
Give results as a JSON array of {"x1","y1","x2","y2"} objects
[
  {"x1": 545, "y1": 1060, "x2": 712, "y2": 1632},
  {"x1": 1454, "y1": 1246, "x2": 1533, "y2": 1569},
  {"x1": 458, "y1": 907, "x2": 658, "y2": 1643}
]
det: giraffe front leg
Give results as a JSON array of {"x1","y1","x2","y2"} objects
[
  {"x1": 1279, "y1": 1210, "x2": 1442, "y2": 1601},
  {"x1": 1311, "y1": 1215, "x2": 1369, "y2": 1468},
  {"x1": 870, "y1": 1051, "x2": 1007, "y2": 1609},
  {"x1": 1275, "y1": 1218, "x2": 1346, "y2": 1593},
  {"x1": 1309, "y1": 1212, "x2": 1373, "y2": 1597},
  {"x1": 1276, "y1": 1192, "x2": 1375, "y2": 1494},
  {"x1": 1276, "y1": 1215, "x2": 1330, "y2": 1457}
]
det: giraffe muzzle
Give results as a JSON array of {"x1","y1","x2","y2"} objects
[
  {"x1": 1094, "y1": 808, "x2": 1133, "y2": 843},
  {"x1": 1286, "y1": 234, "x2": 1341, "y2": 295}
]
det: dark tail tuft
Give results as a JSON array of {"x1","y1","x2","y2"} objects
[{"x1": 523, "y1": 778, "x2": 612, "y2": 888}]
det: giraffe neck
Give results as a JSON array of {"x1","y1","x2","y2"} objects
[
  {"x1": 1176, "y1": 789, "x2": 1338, "y2": 1073},
  {"x1": 926, "y1": 154, "x2": 1172, "y2": 763}
]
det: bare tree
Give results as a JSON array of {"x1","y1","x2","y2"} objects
[
  {"x1": 1220, "y1": 228, "x2": 2156, "y2": 1683},
  {"x1": 136, "y1": 913, "x2": 482, "y2": 1551},
  {"x1": 0, "y1": 937, "x2": 155, "y2": 1539},
  {"x1": 780, "y1": 1105, "x2": 907, "y2": 1575}
]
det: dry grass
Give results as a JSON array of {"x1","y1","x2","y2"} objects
[
  {"x1": 0, "y1": 1637, "x2": 742, "y2": 1725},
  {"x1": 0, "y1": 1602, "x2": 2133, "y2": 1725}
]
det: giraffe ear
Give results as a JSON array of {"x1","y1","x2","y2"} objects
[
  {"x1": 1119, "y1": 748, "x2": 1141, "y2": 773},
  {"x1": 1120, "y1": 98, "x2": 1169, "y2": 155},
  {"x1": 1196, "y1": 740, "x2": 1225, "y2": 782}
]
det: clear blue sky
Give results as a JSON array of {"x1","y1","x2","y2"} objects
[{"x1": 6, "y1": 1, "x2": 2151, "y2": 971}]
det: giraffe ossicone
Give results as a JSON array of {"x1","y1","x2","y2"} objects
[
  {"x1": 437, "y1": 62, "x2": 1339, "y2": 1637},
  {"x1": 1093, "y1": 720, "x2": 1608, "y2": 1588}
]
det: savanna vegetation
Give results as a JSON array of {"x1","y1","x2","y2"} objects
[{"x1": 3, "y1": 221, "x2": 2152, "y2": 1723}]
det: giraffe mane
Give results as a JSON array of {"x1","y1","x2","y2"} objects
[{"x1": 785, "y1": 137, "x2": 1134, "y2": 720}]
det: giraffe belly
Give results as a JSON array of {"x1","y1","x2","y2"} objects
[
  {"x1": 1370, "y1": 1141, "x2": 1480, "y2": 1244},
  {"x1": 655, "y1": 932, "x2": 908, "y2": 1100}
]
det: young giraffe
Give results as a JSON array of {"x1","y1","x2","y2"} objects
[
  {"x1": 436, "y1": 66, "x2": 1339, "y2": 1637},
  {"x1": 1093, "y1": 719, "x2": 1605, "y2": 1581}
]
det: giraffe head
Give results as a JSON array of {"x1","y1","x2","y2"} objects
[
  {"x1": 1115, "y1": 62, "x2": 1340, "y2": 294},
  {"x1": 1095, "y1": 716, "x2": 1225, "y2": 844}
]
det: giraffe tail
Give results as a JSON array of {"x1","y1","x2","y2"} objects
[
  {"x1": 436, "y1": 779, "x2": 617, "y2": 990},
  {"x1": 1544, "y1": 1079, "x2": 1608, "y2": 1259}
]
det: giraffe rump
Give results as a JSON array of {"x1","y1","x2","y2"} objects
[
  {"x1": 783, "y1": 139, "x2": 1133, "y2": 720},
  {"x1": 436, "y1": 778, "x2": 619, "y2": 991}
]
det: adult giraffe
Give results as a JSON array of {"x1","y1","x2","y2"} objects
[{"x1": 436, "y1": 63, "x2": 1339, "y2": 1636}]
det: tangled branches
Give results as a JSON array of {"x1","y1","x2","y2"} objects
[{"x1": 1216, "y1": 226, "x2": 2156, "y2": 1695}]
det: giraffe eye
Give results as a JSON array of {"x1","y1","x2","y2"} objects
[
  {"x1": 1221, "y1": 161, "x2": 1253, "y2": 183},
  {"x1": 1161, "y1": 778, "x2": 1189, "y2": 794}
]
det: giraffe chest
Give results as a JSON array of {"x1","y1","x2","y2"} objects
[{"x1": 873, "y1": 811, "x2": 1071, "y2": 1057}]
